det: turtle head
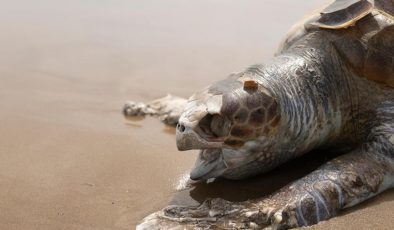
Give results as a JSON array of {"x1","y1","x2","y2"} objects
[{"x1": 176, "y1": 74, "x2": 282, "y2": 180}]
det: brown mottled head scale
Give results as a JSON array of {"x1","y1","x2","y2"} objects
[
  {"x1": 173, "y1": 70, "x2": 286, "y2": 180},
  {"x1": 219, "y1": 79, "x2": 280, "y2": 148}
]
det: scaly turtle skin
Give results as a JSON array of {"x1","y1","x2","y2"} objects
[{"x1": 125, "y1": 0, "x2": 394, "y2": 229}]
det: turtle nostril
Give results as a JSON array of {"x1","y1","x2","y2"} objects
[{"x1": 177, "y1": 123, "x2": 186, "y2": 132}]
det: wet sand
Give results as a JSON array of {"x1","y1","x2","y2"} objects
[{"x1": 0, "y1": 1, "x2": 393, "y2": 229}]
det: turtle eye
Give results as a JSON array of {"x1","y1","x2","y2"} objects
[{"x1": 198, "y1": 114, "x2": 231, "y2": 140}]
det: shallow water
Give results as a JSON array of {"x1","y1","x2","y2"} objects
[{"x1": 0, "y1": 1, "x2": 393, "y2": 229}]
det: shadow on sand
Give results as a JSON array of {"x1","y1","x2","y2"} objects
[{"x1": 170, "y1": 149, "x2": 344, "y2": 207}]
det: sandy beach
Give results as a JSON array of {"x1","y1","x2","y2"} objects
[{"x1": 0, "y1": 1, "x2": 393, "y2": 229}]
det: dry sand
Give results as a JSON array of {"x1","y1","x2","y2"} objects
[{"x1": 0, "y1": 1, "x2": 393, "y2": 229}]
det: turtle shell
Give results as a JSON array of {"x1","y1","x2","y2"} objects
[
  {"x1": 311, "y1": 0, "x2": 374, "y2": 29},
  {"x1": 375, "y1": 0, "x2": 394, "y2": 18},
  {"x1": 310, "y1": 0, "x2": 394, "y2": 29},
  {"x1": 306, "y1": 0, "x2": 394, "y2": 87},
  {"x1": 363, "y1": 24, "x2": 394, "y2": 86}
]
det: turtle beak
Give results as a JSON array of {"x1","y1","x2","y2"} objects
[{"x1": 176, "y1": 118, "x2": 224, "y2": 151}]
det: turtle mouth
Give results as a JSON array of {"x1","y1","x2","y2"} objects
[
  {"x1": 190, "y1": 149, "x2": 228, "y2": 180},
  {"x1": 196, "y1": 114, "x2": 230, "y2": 142}
]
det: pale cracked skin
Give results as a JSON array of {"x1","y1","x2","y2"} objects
[{"x1": 124, "y1": 1, "x2": 394, "y2": 229}]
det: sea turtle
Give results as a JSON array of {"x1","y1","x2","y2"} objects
[{"x1": 124, "y1": 0, "x2": 394, "y2": 229}]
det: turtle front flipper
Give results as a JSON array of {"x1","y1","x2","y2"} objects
[
  {"x1": 249, "y1": 101, "x2": 394, "y2": 229},
  {"x1": 123, "y1": 95, "x2": 187, "y2": 126},
  {"x1": 252, "y1": 102, "x2": 394, "y2": 229}
]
